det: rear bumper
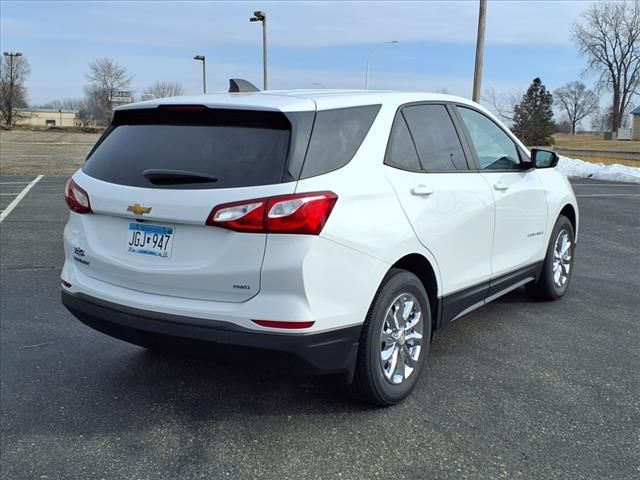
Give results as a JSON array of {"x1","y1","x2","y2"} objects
[{"x1": 61, "y1": 290, "x2": 361, "y2": 379}]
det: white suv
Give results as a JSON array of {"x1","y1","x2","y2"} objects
[{"x1": 61, "y1": 89, "x2": 578, "y2": 405}]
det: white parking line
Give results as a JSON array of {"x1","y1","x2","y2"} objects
[{"x1": 0, "y1": 175, "x2": 44, "y2": 223}]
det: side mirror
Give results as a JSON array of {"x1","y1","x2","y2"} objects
[{"x1": 531, "y1": 148, "x2": 559, "y2": 169}]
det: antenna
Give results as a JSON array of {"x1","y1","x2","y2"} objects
[{"x1": 229, "y1": 79, "x2": 260, "y2": 93}]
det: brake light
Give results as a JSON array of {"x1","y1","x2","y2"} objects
[
  {"x1": 157, "y1": 104, "x2": 208, "y2": 112},
  {"x1": 206, "y1": 191, "x2": 337, "y2": 235},
  {"x1": 252, "y1": 320, "x2": 315, "y2": 329},
  {"x1": 65, "y1": 178, "x2": 92, "y2": 214}
]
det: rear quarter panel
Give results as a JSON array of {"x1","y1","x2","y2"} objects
[{"x1": 295, "y1": 102, "x2": 444, "y2": 297}]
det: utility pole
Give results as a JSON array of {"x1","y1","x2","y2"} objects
[
  {"x1": 193, "y1": 55, "x2": 206, "y2": 94},
  {"x1": 250, "y1": 11, "x2": 268, "y2": 90},
  {"x1": 472, "y1": 0, "x2": 487, "y2": 103},
  {"x1": 3, "y1": 52, "x2": 23, "y2": 126}
]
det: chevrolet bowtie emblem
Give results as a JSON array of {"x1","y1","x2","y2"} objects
[{"x1": 127, "y1": 203, "x2": 152, "y2": 215}]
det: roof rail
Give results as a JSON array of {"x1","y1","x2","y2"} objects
[{"x1": 229, "y1": 79, "x2": 260, "y2": 93}]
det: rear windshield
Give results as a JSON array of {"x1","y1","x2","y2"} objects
[
  {"x1": 83, "y1": 108, "x2": 293, "y2": 189},
  {"x1": 83, "y1": 104, "x2": 380, "y2": 189}
]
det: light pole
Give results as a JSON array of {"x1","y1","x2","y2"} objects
[
  {"x1": 365, "y1": 41, "x2": 398, "y2": 90},
  {"x1": 3, "y1": 52, "x2": 23, "y2": 126},
  {"x1": 249, "y1": 11, "x2": 268, "y2": 90},
  {"x1": 59, "y1": 109, "x2": 62, "y2": 127},
  {"x1": 472, "y1": 0, "x2": 487, "y2": 102},
  {"x1": 193, "y1": 55, "x2": 206, "y2": 94}
]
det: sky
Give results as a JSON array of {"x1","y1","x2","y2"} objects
[{"x1": 0, "y1": 0, "x2": 622, "y2": 112}]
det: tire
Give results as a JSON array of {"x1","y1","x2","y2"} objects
[
  {"x1": 526, "y1": 215, "x2": 575, "y2": 301},
  {"x1": 348, "y1": 268, "x2": 431, "y2": 406}
]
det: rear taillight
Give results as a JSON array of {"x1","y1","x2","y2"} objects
[
  {"x1": 65, "y1": 178, "x2": 92, "y2": 214},
  {"x1": 207, "y1": 198, "x2": 266, "y2": 233},
  {"x1": 207, "y1": 191, "x2": 337, "y2": 235}
]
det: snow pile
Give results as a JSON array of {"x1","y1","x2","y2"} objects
[{"x1": 557, "y1": 155, "x2": 640, "y2": 184}]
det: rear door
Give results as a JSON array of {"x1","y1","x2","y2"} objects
[
  {"x1": 71, "y1": 105, "x2": 314, "y2": 303},
  {"x1": 383, "y1": 103, "x2": 495, "y2": 301},
  {"x1": 454, "y1": 106, "x2": 547, "y2": 278}
]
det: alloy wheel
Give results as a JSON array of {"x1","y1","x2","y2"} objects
[
  {"x1": 379, "y1": 293, "x2": 423, "y2": 385},
  {"x1": 552, "y1": 229, "x2": 572, "y2": 288}
]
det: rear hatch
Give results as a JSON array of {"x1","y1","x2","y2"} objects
[{"x1": 72, "y1": 104, "x2": 314, "y2": 302}]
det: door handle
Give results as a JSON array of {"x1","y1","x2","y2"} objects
[
  {"x1": 410, "y1": 185, "x2": 434, "y2": 197},
  {"x1": 493, "y1": 182, "x2": 509, "y2": 191}
]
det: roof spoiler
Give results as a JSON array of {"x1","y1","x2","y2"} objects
[{"x1": 229, "y1": 78, "x2": 260, "y2": 93}]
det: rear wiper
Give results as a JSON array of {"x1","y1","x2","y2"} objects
[{"x1": 142, "y1": 169, "x2": 218, "y2": 185}]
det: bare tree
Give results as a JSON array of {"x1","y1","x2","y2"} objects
[
  {"x1": 554, "y1": 117, "x2": 573, "y2": 135},
  {"x1": 0, "y1": 53, "x2": 31, "y2": 126},
  {"x1": 589, "y1": 102, "x2": 635, "y2": 132},
  {"x1": 482, "y1": 87, "x2": 521, "y2": 123},
  {"x1": 144, "y1": 81, "x2": 185, "y2": 99},
  {"x1": 85, "y1": 57, "x2": 133, "y2": 123},
  {"x1": 590, "y1": 109, "x2": 610, "y2": 133},
  {"x1": 42, "y1": 97, "x2": 86, "y2": 111},
  {"x1": 571, "y1": 1, "x2": 640, "y2": 133},
  {"x1": 42, "y1": 97, "x2": 96, "y2": 126},
  {"x1": 621, "y1": 102, "x2": 635, "y2": 128},
  {"x1": 554, "y1": 81, "x2": 600, "y2": 134}
]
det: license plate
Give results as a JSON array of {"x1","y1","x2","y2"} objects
[{"x1": 127, "y1": 223, "x2": 174, "y2": 258}]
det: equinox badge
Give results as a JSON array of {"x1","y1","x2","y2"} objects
[{"x1": 127, "y1": 203, "x2": 152, "y2": 215}]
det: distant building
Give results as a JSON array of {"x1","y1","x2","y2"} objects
[
  {"x1": 15, "y1": 108, "x2": 78, "y2": 127},
  {"x1": 632, "y1": 106, "x2": 640, "y2": 141}
]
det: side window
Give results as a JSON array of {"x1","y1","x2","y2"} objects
[
  {"x1": 300, "y1": 105, "x2": 381, "y2": 179},
  {"x1": 457, "y1": 107, "x2": 521, "y2": 170},
  {"x1": 401, "y1": 105, "x2": 468, "y2": 171},
  {"x1": 385, "y1": 114, "x2": 421, "y2": 171}
]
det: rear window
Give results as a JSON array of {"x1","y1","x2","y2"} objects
[
  {"x1": 385, "y1": 114, "x2": 421, "y2": 171},
  {"x1": 300, "y1": 105, "x2": 380, "y2": 179},
  {"x1": 401, "y1": 105, "x2": 468, "y2": 171},
  {"x1": 83, "y1": 108, "x2": 294, "y2": 189}
]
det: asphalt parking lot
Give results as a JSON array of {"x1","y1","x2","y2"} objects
[{"x1": 1, "y1": 175, "x2": 639, "y2": 480}]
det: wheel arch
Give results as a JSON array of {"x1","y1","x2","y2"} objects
[
  {"x1": 559, "y1": 203, "x2": 577, "y2": 235},
  {"x1": 390, "y1": 253, "x2": 440, "y2": 331}
]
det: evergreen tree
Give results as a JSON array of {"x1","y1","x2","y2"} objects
[{"x1": 512, "y1": 78, "x2": 555, "y2": 146}]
